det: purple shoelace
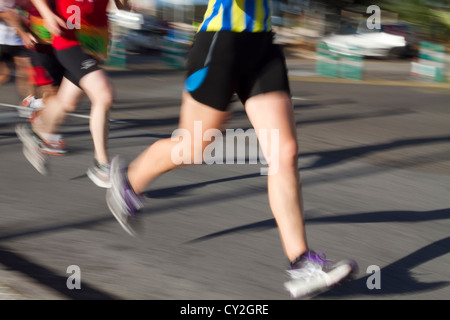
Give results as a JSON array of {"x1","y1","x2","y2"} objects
[
  {"x1": 290, "y1": 250, "x2": 334, "y2": 269},
  {"x1": 121, "y1": 170, "x2": 142, "y2": 215}
]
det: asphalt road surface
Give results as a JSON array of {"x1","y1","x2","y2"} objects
[{"x1": 0, "y1": 55, "x2": 449, "y2": 302}]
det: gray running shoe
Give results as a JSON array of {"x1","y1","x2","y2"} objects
[
  {"x1": 106, "y1": 155, "x2": 143, "y2": 236},
  {"x1": 284, "y1": 250, "x2": 358, "y2": 299},
  {"x1": 15, "y1": 123, "x2": 49, "y2": 175},
  {"x1": 18, "y1": 95, "x2": 36, "y2": 118},
  {"x1": 87, "y1": 159, "x2": 111, "y2": 188},
  {"x1": 28, "y1": 113, "x2": 67, "y2": 156},
  {"x1": 39, "y1": 138, "x2": 67, "y2": 156}
]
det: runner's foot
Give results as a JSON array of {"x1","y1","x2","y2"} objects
[
  {"x1": 284, "y1": 250, "x2": 358, "y2": 298},
  {"x1": 15, "y1": 123, "x2": 49, "y2": 175},
  {"x1": 87, "y1": 159, "x2": 111, "y2": 188},
  {"x1": 106, "y1": 155, "x2": 143, "y2": 236}
]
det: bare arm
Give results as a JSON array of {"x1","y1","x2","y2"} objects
[
  {"x1": 30, "y1": 0, "x2": 66, "y2": 35},
  {"x1": 114, "y1": 0, "x2": 131, "y2": 11},
  {"x1": 0, "y1": 8, "x2": 37, "y2": 48}
]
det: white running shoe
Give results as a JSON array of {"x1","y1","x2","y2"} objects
[
  {"x1": 87, "y1": 159, "x2": 111, "y2": 188},
  {"x1": 15, "y1": 123, "x2": 49, "y2": 175},
  {"x1": 284, "y1": 250, "x2": 358, "y2": 298}
]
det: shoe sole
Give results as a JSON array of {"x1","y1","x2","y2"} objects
[
  {"x1": 40, "y1": 144, "x2": 67, "y2": 156},
  {"x1": 17, "y1": 108, "x2": 33, "y2": 118},
  {"x1": 284, "y1": 259, "x2": 358, "y2": 299},
  {"x1": 87, "y1": 168, "x2": 111, "y2": 188},
  {"x1": 106, "y1": 156, "x2": 138, "y2": 236},
  {"x1": 106, "y1": 189, "x2": 137, "y2": 237},
  {"x1": 16, "y1": 124, "x2": 49, "y2": 175},
  {"x1": 41, "y1": 150, "x2": 67, "y2": 156}
]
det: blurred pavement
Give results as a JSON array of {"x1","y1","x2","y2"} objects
[{"x1": 0, "y1": 51, "x2": 449, "y2": 301}]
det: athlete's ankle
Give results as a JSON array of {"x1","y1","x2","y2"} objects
[
  {"x1": 123, "y1": 168, "x2": 140, "y2": 195},
  {"x1": 94, "y1": 156, "x2": 109, "y2": 166},
  {"x1": 30, "y1": 116, "x2": 45, "y2": 134}
]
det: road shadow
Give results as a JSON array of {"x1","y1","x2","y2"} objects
[
  {"x1": 185, "y1": 210, "x2": 450, "y2": 298},
  {"x1": 301, "y1": 135, "x2": 450, "y2": 170},
  {"x1": 144, "y1": 172, "x2": 261, "y2": 198},
  {"x1": 318, "y1": 236, "x2": 450, "y2": 298},
  {"x1": 185, "y1": 208, "x2": 450, "y2": 244},
  {"x1": 0, "y1": 245, "x2": 117, "y2": 300},
  {"x1": 112, "y1": 131, "x2": 448, "y2": 199},
  {"x1": 295, "y1": 107, "x2": 412, "y2": 127},
  {"x1": 307, "y1": 208, "x2": 450, "y2": 224}
]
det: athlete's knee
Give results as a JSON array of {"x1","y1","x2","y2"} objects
[
  {"x1": 14, "y1": 57, "x2": 31, "y2": 69},
  {"x1": 170, "y1": 131, "x2": 212, "y2": 166},
  {"x1": 263, "y1": 138, "x2": 298, "y2": 176},
  {"x1": 90, "y1": 89, "x2": 114, "y2": 111},
  {"x1": 41, "y1": 85, "x2": 58, "y2": 99},
  {"x1": 183, "y1": 142, "x2": 206, "y2": 165},
  {"x1": 98, "y1": 91, "x2": 114, "y2": 108},
  {"x1": 44, "y1": 94, "x2": 75, "y2": 113},
  {"x1": 276, "y1": 137, "x2": 299, "y2": 168},
  {"x1": 81, "y1": 72, "x2": 114, "y2": 108},
  {"x1": 61, "y1": 99, "x2": 78, "y2": 113}
]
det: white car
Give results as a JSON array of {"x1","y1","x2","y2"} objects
[
  {"x1": 321, "y1": 21, "x2": 408, "y2": 59},
  {"x1": 108, "y1": 10, "x2": 169, "y2": 52}
]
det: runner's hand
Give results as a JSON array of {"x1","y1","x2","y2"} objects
[
  {"x1": 45, "y1": 13, "x2": 67, "y2": 36},
  {"x1": 21, "y1": 32, "x2": 38, "y2": 49}
]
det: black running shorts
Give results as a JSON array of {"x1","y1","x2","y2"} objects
[
  {"x1": 0, "y1": 44, "x2": 29, "y2": 60},
  {"x1": 30, "y1": 44, "x2": 65, "y2": 87},
  {"x1": 54, "y1": 45, "x2": 100, "y2": 87},
  {"x1": 184, "y1": 31, "x2": 291, "y2": 111}
]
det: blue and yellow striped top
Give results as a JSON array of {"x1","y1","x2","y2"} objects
[{"x1": 198, "y1": 0, "x2": 272, "y2": 33}]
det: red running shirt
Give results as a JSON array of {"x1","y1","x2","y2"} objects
[
  {"x1": 52, "y1": 0, "x2": 109, "y2": 60},
  {"x1": 25, "y1": 1, "x2": 54, "y2": 44}
]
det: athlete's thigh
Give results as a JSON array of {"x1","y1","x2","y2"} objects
[
  {"x1": 178, "y1": 91, "x2": 231, "y2": 133},
  {"x1": 244, "y1": 90, "x2": 296, "y2": 165},
  {"x1": 54, "y1": 45, "x2": 100, "y2": 88},
  {"x1": 30, "y1": 47, "x2": 62, "y2": 87},
  {"x1": 36, "y1": 47, "x2": 64, "y2": 86},
  {"x1": 238, "y1": 41, "x2": 291, "y2": 103},
  {"x1": 78, "y1": 68, "x2": 113, "y2": 105},
  {"x1": 184, "y1": 31, "x2": 237, "y2": 112},
  {"x1": 55, "y1": 76, "x2": 84, "y2": 109}
]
